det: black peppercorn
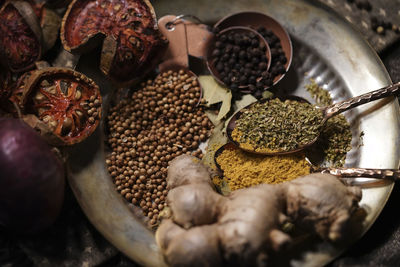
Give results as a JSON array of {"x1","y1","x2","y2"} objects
[
  {"x1": 211, "y1": 29, "x2": 275, "y2": 95},
  {"x1": 248, "y1": 76, "x2": 256, "y2": 84},
  {"x1": 216, "y1": 62, "x2": 224, "y2": 72},
  {"x1": 230, "y1": 83, "x2": 239, "y2": 92},
  {"x1": 212, "y1": 49, "x2": 221, "y2": 57},
  {"x1": 258, "y1": 62, "x2": 267, "y2": 69}
]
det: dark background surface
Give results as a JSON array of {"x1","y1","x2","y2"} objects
[{"x1": 2, "y1": 0, "x2": 400, "y2": 266}]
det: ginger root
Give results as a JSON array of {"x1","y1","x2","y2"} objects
[{"x1": 156, "y1": 155, "x2": 363, "y2": 266}]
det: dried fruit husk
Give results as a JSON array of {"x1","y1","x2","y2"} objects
[
  {"x1": 17, "y1": 67, "x2": 102, "y2": 146},
  {"x1": 26, "y1": 0, "x2": 61, "y2": 52},
  {"x1": 22, "y1": 113, "x2": 65, "y2": 145},
  {"x1": 60, "y1": 0, "x2": 168, "y2": 85},
  {"x1": 0, "y1": 1, "x2": 42, "y2": 72},
  {"x1": 39, "y1": 5, "x2": 62, "y2": 52}
]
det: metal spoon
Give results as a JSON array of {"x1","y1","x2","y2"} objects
[
  {"x1": 214, "y1": 143, "x2": 399, "y2": 187},
  {"x1": 227, "y1": 82, "x2": 400, "y2": 155}
]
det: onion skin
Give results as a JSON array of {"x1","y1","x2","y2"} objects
[{"x1": 0, "y1": 118, "x2": 65, "y2": 234}]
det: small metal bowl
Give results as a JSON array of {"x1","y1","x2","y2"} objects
[
  {"x1": 206, "y1": 26, "x2": 272, "y2": 92},
  {"x1": 214, "y1": 11, "x2": 293, "y2": 87}
]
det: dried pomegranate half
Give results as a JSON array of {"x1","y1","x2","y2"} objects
[
  {"x1": 0, "y1": 1, "x2": 42, "y2": 72},
  {"x1": 61, "y1": 0, "x2": 168, "y2": 85},
  {"x1": 17, "y1": 67, "x2": 102, "y2": 146}
]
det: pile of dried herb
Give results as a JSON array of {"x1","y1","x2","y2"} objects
[
  {"x1": 305, "y1": 80, "x2": 352, "y2": 167},
  {"x1": 232, "y1": 98, "x2": 324, "y2": 153}
]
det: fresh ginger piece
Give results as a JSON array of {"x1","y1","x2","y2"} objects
[
  {"x1": 157, "y1": 155, "x2": 363, "y2": 266},
  {"x1": 167, "y1": 155, "x2": 214, "y2": 189},
  {"x1": 167, "y1": 183, "x2": 225, "y2": 228},
  {"x1": 157, "y1": 220, "x2": 222, "y2": 267},
  {"x1": 284, "y1": 173, "x2": 362, "y2": 242}
]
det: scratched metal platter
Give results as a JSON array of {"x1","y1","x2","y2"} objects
[{"x1": 66, "y1": 0, "x2": 400, "y2": 266}]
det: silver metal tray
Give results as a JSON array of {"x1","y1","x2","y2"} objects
[{"x1": 66, "y1": 0, "x2": 400, "y2": 266}]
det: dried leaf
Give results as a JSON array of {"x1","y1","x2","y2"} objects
[
  {"x1": 202, "y1": 122, "x2": 231, "y2": 195},
  {"x1": 204, "y1": 109, "x2": 219, "y2": 126},
  {"x1": 216, "y1": 92, "x2": 232, "y2": 121},
  {"x1": 199, "y1": 75, "x2": 232, "y2": 121},
  {"x1": 234, "y1": 94, "x2": 258, "y2": 111},
  {"x1": 202, "y1": 122, "x2": 227, "y2": 170}
]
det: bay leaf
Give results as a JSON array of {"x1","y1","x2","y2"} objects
[
  {"x1": 199, "y1": 75, "x2": 232, "y2": 122},
  {"x1": 202, "y1": 122, "x2": 227, "y2": 170},
  {"x1": 234, "y1": 93, "x2": 258, "y2": 110}
]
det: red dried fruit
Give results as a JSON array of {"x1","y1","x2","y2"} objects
[
  {"x1": 17, "y1": 67, "x2": 102, "y2": 146},
  {"x1": 0, "y1": 1, "x2": 42, "y2": 72},
  {"x1": 61, "y1": 0, "x2": 168, "y2": 85}
]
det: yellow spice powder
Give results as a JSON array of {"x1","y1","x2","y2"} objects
[{"x1": 216, "y1": 146, "x2": 311, "y2": 190}]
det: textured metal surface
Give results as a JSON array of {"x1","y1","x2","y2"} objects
[
  {"x1": 320, "y1": 167, "x2": 400, "y2": 181},
  {"x1": 324, "y1": 82, "x2": 400, "y2": 120},
  {"x1": 66, "y1": 0, "x2": 400, "y2": 266}
]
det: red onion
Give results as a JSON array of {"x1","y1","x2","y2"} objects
[{"x1": 0, "y1": 118, "x2": 65, "y2": 234}]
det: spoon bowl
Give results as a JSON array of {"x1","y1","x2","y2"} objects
[
  {"x1": 226, "y1": 95, "x2": 312, "y2": 155},
  {"x1": 227, "y1": 82, "x2": 400, "y2": 155}
]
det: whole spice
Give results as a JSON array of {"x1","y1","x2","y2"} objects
[
  {"x1": 305, "y1": 80, "x2": 352, "y2": 167},
  {"x1": 210, "y1": 29, "x2": 271, "y2": 96},
  {"x1": 14, "y1": 67, "x2": 102, "y2": 146},
  {"x1": 0, "y1": 1, "x2": 42, "y2": 72},
  {"x1": 105, "y1": 70, "x2": 213, "y2": 227},
  {"x1": 215, "y1": 144, "x2": 310, "y2": 190},
  {"x1": 256, "y1": 26, "x2": 287, "y2": 82},
  {"x1": 232, "y1": 98, "x2": 324, "y2": 153},
  {"x1": 61, "y1": 0, "x2": 168, "y2": 85}
]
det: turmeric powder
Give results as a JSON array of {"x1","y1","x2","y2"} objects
[{"x1": 216, "y1": 144, "x2": 311, "y2": 190}]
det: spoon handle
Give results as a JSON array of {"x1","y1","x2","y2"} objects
[
  {"x1": 324, "y1": 82, "x2": 400, "y2": 119},
  {"x1": 319, "y1": 167, "x2": 400, "y2": 181}
]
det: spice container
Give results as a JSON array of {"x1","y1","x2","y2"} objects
[
  {"x1": 214, "y1": 11, "x2": 293, "y2": 88},
  {"x1": 226, "y1": 95, "x2": 318, "y2": 155},
  {"x1": 206, "y1": 26, "x2": 272, "y2": 96}
]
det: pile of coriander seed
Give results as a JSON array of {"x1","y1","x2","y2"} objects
[{"x1": 105, "y1": 70, "x2": 213, "y2": 228}]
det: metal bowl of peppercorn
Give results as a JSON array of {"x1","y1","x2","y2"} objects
[
  {"x1": 206, "y1": 26, "x2": 272, "y2": 96},
  {"x1": 214, "y1": 11, "x2": 293, "y2": 90}
]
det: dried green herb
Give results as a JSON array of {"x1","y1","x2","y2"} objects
[
  {"x1": 305, "y1": 79, "x2": 352, "y2": 167},
  {"x1": 305, "y1": 78, "x2": 332, "y2": 106},
  {"x1": 233, "y1": 98, "x2": 324, "y2": 152}
]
